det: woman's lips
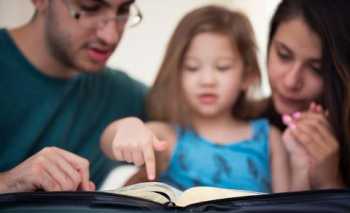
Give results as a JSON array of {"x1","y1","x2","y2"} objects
[
  {"x1": 276, "y1": 93, "x2": 307, "y2": 110},
  {"x1": 198, "y1": 94, "x2": 218, "y2": 104},
  {"x1": 87, "y1": 48, "x2": 112, "y2": 63},
  {"x1": 278, "y1": 94, "x2": 297, "y2": 104}
]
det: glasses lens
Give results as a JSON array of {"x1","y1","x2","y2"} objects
[
  {"x1": 65, "y1": 0, "x2": 142, "y2": 29},
  {"x1": 124, "y1": 4, "x2": 142, "y2": 28}
]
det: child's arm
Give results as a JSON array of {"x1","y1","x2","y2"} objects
[
  {"x1": 269, "y1": 126, "x2": 291, "y2": 192},
  {"x1": 100, "y1": 117, "x2": 176, "y2": 180}
]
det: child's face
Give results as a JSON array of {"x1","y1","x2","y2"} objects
[
  {"x1": 181, "y1": 32, "x2": 246, "y2": 118},
  {"x1": 268, "y1": 18, "x2": 324, "y2": 115}
]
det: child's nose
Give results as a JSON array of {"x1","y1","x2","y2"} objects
[{"x1": 199, "y1": 70, "x2": 216, "y2": 86}]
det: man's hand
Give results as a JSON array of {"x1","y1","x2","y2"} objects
[{"x1": 0, "y1": 147, "x2": 95, "y2": 193}]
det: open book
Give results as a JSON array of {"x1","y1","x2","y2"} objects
[{"x1": 105, "y1": 182, "x2": 262, "y2": 207}]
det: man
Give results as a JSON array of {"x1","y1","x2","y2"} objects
[{"x1": 0, "y1": 0, "x2": 146, "y2": 192}]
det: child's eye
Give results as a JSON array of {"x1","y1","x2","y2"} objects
[
  {"x1": 216, "y1": 65, "x2": 231, "y2": 72},
  {"x1": 183, "y1": 65, "x2": 199, "y2": 72},
  {"x1": 183, "y1": 61, "x2": 199, "y2": 72}
]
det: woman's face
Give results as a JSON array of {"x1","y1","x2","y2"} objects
[{"x1": 268, "y1": 18, "x2": 324, "y2": 115}]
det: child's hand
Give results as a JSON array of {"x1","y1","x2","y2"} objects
[
  {"x1": 111, "y1": 117, "x2": 167, "y2": 180},
  {"x1": 282, "y1": 103, "x2": 343, "y2": 189}
]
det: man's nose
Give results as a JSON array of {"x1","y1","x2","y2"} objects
[{"x1": 96, "y1": 20, "x2": 122, "y2": 46}]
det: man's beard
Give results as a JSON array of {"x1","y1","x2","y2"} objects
[{"x1": 45, "y1": 20, "x2": 79, "y2": 71}]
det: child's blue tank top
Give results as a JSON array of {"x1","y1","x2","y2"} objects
[{"x1": 159, "y1": 119, "x2": 271, "y2": 193}]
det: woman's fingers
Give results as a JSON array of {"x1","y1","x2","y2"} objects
[
  {"x1": 292, "y1": 112, "x2": 338, "y2": 160},
  {"x1": 289, "y1": 122, "x2": 326, "y2": 160}
]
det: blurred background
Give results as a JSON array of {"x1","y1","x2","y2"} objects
[{"x1": 0, "y1": 0, "x2": 281, "y2": 97}]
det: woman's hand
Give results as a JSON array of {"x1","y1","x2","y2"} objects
[
  {"x1": 282, "y1": 103, "x2": 344, "y2": 190},
  {"x1": 282, "y1": 126, "x2": 311, "y2": 190}
]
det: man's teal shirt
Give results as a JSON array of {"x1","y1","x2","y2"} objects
[{"x1": 0, "y1": 29, "x2": 147, "y2": 187}]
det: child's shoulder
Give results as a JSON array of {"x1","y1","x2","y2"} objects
[
  {"x1": 255, "y1": 118, "x2": 283, "y2": 152},
  {"x1": 249, "y1": 117, "x2": 269, "y2": 123},
  {"x1": 249, "y1": 118, "x2": 281, "y2": 138},
  {"x1": 249, "y1": 118, "x2": 270, "y2": 130}
]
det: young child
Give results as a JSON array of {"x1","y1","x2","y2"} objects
[{"x1": 101, "y1": 5, "x2": 289, "y2": 193}]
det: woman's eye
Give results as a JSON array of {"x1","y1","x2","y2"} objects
[
  {"x1": 309, "y1": 64, "x2": 322, "y2": 75},
  {"x1": 277, "y1": 50, "x2": 291, "y2": 61}
]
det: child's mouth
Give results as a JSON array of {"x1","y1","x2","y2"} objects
[{"x1": 198, "y1": 94, "x2": 218, "y2": 104}]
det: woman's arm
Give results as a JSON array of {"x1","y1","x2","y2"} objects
[
  {"x1": 282, "y1": 127, "x2": 311, "y2": 191},
  {"x1": 269, "y1": 126, "x2": 291, "y2": 192}
]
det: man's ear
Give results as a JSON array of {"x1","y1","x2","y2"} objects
[
  {"x1": 241, "y1": 69, "x2": 260, "y2": 90},
  {"x1": 31, "y1": 0, "x2": 49, "y2": 13}
]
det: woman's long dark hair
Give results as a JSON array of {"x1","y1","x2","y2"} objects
[{"x1": 268, "y1": 0, "x2": 350, "y2": 186}]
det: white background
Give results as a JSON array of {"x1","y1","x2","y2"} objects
[{"x1": 0, "y1": 0, "x2": 281, "y2": 96}]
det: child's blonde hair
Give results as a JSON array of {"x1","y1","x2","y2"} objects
[{"x1": 147, "y1": 5, "x2": 261, "y2": 126}]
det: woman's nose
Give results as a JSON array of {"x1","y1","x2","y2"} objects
[{"x1": 283, "y1": 64, "x2": 303, "y2": 91}]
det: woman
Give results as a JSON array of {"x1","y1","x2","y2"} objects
[{"x1": 265, "y1": 0, "x2": 350, "y2": 190}]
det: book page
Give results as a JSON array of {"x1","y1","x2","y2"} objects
[
  {"x1": 112, "y1": 189, "x2": 170, "y2": 204},
  {"x1": 175, "y1": 187, "x2": 262, "y2": 207},
  {"x1": 105, "y1": 182, "x2": 182, "y2": 205}
]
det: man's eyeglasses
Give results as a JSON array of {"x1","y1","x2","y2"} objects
[{"x1": 63, "y1": 0, "x2": 143, "y2": 30}]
